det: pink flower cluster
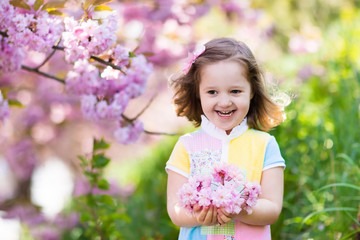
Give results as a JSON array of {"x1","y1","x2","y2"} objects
[
  {"x1": 62, "y1": 10, "x2": 153, "y2": 144},
  {"x1": 0, "y1": 36, "x2": 25, "y2": 72},
  {"x1": 66, "y1": 51, "x2": 152, "y2": 144},
  {"x1": 7, "y1": 11, "x2": 63, "y2": 52},
  {"x1": 0, "y1": 0, "x2": 63, "y2": 72},
  {"x1": 0, "y1": 90, "x2": 10, "y2": 122},
  {"x1": 62, "y1": 11, "x2": 118, "y2": 63},
  {"x1": 0, "y1": 0, "x2": 153, "y2": 144},
  {"x1": 178, "y1": 162, "x2": 261, "y2": 215},
  {"x1": 114, "y1": 120, "x2": 144, "y2": 144}
]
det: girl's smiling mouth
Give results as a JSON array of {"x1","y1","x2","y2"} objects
[{"x1": 216, "y1": 110, "x2": 235, "y2": 117}]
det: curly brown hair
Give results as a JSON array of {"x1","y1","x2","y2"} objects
[{"x1": 170, "y1": 38, "x2": 286, "y2": 132}]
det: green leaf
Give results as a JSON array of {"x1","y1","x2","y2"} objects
[
  {"x1": 301, "y1": 207, "x2": 359, "y2": 227},
  {"x1": 84, "y1": 170, "x2": 98, "y2": 180},
  {"x1": 80, "y1": 211, "x2": 92, "y2": 222},
  {"x1": 77, "y1": 155, "x2": 88, "y2": 167},
  {"x1": 317, "y1": 182, "x2": 360, "y2": 192},
  {"x1": 98, "y1": 179, "x2": 110, "y2": 190},
  {"x1": 93, "y1": 138, "x2": 110, "y2": 151},
  {"x1": 92, "y1": 154, "x2": 110, "y2": 168},
  {"x1": 94, "y1": 4, "x2": 112, "y2": 11},
  {"x1": 98, "y1": 194, "x2": 115, "y2": 206},
  {"x1": 9, "y1": 0, "x2": 31, "y2": 10},
  {"x1": 47, "y1": 10, "x2": 64, "y2": 16},
  {"x1": 41, "y1": 0, "x2": 66, "y2": 11},
  {"x1": 0, "y1": 89, "x2": 9, "y2": 98},
  {"x1": 8, "y1": 99, "x2": 24, "y2": 107},
  {"x1": 128, "y1": 52, "x2": 136, "y2": 58},
  {"x1": 337, "y1": 153, "x2": 358, "y2": 167},
  {"x1": 33, "y1": 0, "x2": 44, "y2": 11},
  {"x1": 340, "y1": 228, "x2": 360, "y2": 240}
]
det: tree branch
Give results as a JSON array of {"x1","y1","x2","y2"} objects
[
  {"x1": 36, "y1": 38, "x2": 62, "y2": 69},
  {"x1": 21, "y1": 65, "x2": 65, "y2": 84},
  {"x1": 52, "y1": 45, "x2": 64, "y2": 51},
  {"x1": 90, "y1": 56, "x2": 126, "y2": 75},
  {"x1": 52, "y1": 45, "x2": 126, "y2": 74},
  {"x1": 144, "y1": 130, "x2": 178, "y2": 136},
  {"x1": 131, "y1": 94, "x2": 157, "y2": 121}
]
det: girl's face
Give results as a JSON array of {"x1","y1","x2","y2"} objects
[{"x1": 199, "y1": 60, "x2": 252, "y2": 134}]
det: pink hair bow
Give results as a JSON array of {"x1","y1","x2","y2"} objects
[{"x1": 182, "y1": 44, "x2": 206, "y2": 74}]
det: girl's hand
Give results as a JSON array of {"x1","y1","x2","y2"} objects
[
  {"x1": 217, "y1": 208, "x2": 233, "y2": 225},
  {"x1": 193, "y1": 205, "x2": 218, "y2": 226}
]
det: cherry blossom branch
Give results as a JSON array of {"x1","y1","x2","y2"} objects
[
  {"x1": 121, "y1": 111, "x2": 178, "y2": 137},
  {"x1": 21, "y1": 66, "x2": 177, "y2": 136},
  {"x1": 131, "y1": 94, "x2": 156, "y2": 121},
  {"x1": 144, "y1": 130, "x2": 178, "y2": 136},
  {"x1": 52, "y1": 45, "x2": 126, "y2": 74},
  {"x1": 36, "y1": 38, "x2": 62, "y2": 69},
  {"x1": 21, "y1": 65, "x2": 65, "y2": 84},
  {"x1": 90, "y1": 56, "x2": 127, "y2": 75},
  {"x1": 17, "y1": 41, "x2": 176, "y2": 137}
]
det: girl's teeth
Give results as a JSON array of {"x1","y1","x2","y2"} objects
[{"x1": 217, "y1": 111, "x2": 233, "y2": 116}]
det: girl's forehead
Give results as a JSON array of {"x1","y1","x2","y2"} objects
[
  {"x1": 200, "y1": 61, "x2": 247, "y2": 77},
  {"x1": 198, "y1": 61, "x2": 250, "y2": 87},
  {"x1": 200, "y1": 59, "x2": 248, "y2": 73}
]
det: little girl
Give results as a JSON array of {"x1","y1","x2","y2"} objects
[{"x1": 166, "y1": 37, "x2": 286, "y2": 240}]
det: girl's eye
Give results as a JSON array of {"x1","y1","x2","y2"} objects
[
  {"x1": 231, "y1": 90, "x2": 241, "y2": 94},
  {"x1": 208, "y1": 90, "x2": 217, "y2": 95}
]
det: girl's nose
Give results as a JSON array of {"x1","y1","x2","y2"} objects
[{"x1": 218, "y1": 94, "x2": 232, "y2": 107}]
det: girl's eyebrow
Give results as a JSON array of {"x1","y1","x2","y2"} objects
[
  {"x1": 201, "y1": 85, "x2": 218, "y2": 90},
  {"x1": 202, "y1": 85, "x2": 246, "y2": 89}
]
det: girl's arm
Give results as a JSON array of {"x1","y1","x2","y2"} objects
[
  {"x1": 167, "y1": 170, "x2": 218, "y2": 227},
  {"x1": 217, "y1": 167, "x2": 284, "y2": 226}
]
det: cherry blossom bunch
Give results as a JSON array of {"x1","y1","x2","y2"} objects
[
  {"x1": 7, "y1": 11, "x2": 63, "y2": 52},
  {"x1": 62, "y1": 11, "x2": 118, "y2": 63},
  {"x1": 178, "y1": 162, "x2": 261, "y2": 215},
  {"x1": 60, "y1": 7, "x2": 153, "y2": 144},
  {"x1": 0, "y1": 0, "x2": 63, "y2": 54},
  {"x1": 66, "y1": 46, "x2": 152, "y2": 144}
]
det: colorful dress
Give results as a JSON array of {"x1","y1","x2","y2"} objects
[{"x1": 166, "y1": 115, "x2": 285, "y2": 240}]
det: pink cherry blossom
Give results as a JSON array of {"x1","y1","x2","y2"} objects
[
  {"x1": 197, "y1": 187, "x2": 213, "y2": 207},
  {"x1": 0, "y1": 36, "x2": 26, "y2": 73},
  {"x1": 4, "y1": 8, "x2": 63, "y2": 53},
  {"x1": 178, "y1": 162, "x2": 261, "y2": 215},
  {"x1": 0, "y1": 0, "x2": 15, "y2": 30},
  {"x1": 65, "y1": 59, "x2": 101, "y2": 95},
  {"x1": 114, "y1": 120, "x2": 144, "y2": 144},
  {"x1": 212, "y1": 184, "x2": 233, "y2": 208},
  {"x1": 80, "y1": 94, "x2": 97, "y2": 120},
  {"x1": 62, "y1": 11, "x2": 118, "y2": 63}
]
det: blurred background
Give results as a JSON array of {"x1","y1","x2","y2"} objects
[{"x1": 0, "y1": 0, "x2": 359, "y2": 239}]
